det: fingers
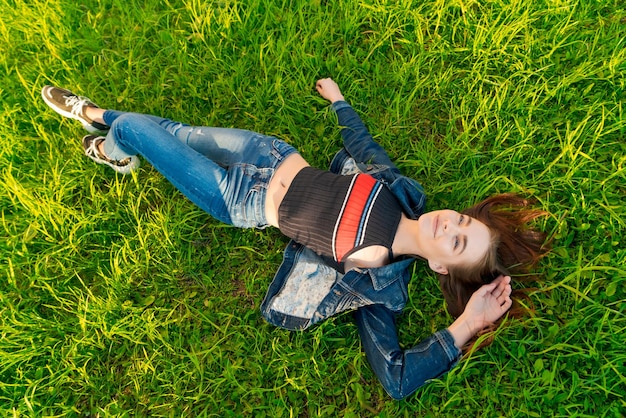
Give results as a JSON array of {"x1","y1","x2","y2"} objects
[
  {"x1": 316, "y1": 78, "x2": 332, "y2": 92},
  {"x1": 492, "y1": 274, "x2": 510, "y2": 286},
  {"x1": 491, "y1": 275, "x2": 511, "y2": 297},
  {"x1": 495, "y1": 283, "x2": 512, "y2": 313},
  {"x1": 497, "y1": 296, "x2": 513, "y2": 315},
  {"x1": 315, "y1": 78, "x2": 344, "y2": 103},
  {"x1": 477, "y1": 275, "x2": 511, "y2": 299},
  {"x1": 479, "y1": 280, "x2": 499, "y2": 294},
  {"x1": 492, "y1": 276, "x2": 512, "y2": 307},
  {"x1": 497, "y1": 289, "x2": 512, "y2": 307},
  {"x1": 476, "y1": 275, "x2": 512, "y2": 313},
  {"x1": 495, "y1": 275, "x2": 511, "y2": 294}
]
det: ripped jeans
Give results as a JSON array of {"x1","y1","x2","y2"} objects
[{"x1": 101, "y1": 111, "x2": 298, "y2": 227}]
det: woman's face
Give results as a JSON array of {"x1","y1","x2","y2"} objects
[{"x1": 417, "y1": 209, "x2": 491, "y2": 275}]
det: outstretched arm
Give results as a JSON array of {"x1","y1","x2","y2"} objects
[
  {"x1": 316, "y1": 78, "x2": 399, "y2": 170},
  {"x1": 355, "y1": 275, "x2": 513, "y2": 400}
]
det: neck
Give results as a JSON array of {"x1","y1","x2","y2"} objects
[{"x1": 392, "y1": 215, "x2": 424, "y2": 258}]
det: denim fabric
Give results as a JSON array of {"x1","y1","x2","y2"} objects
[
  {"x1": 261, "y1": 101, "x2": 461, "y2": 399},
  {"x1": 354, "y1": 305, "x2": 461, "y2": 399},
  {"x1": 101, "y1": 111, "x2": 297, "y2": 228}
]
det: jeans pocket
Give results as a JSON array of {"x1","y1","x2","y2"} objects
[
  {"x1": 240, "y1": 186, "x2": 261, "y2": 228},
  {"x1": 238, "y1": 165, "x2": 273, "y2": 228},
  {"x1": 270, "y1": 138, "x2": 297, "y2": 162}
]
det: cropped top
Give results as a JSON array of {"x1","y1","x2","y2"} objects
[{"x1": 278, "y1": 166, "x2": 403, "y2": 264}]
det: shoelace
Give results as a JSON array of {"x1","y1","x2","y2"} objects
[
  {"x1": 63, "y1": 94, "x2": 89, "y2": 117},
  {"x1": 84, "y1": 138, "x2": 105, "y2": 160},
  {"x1": 84, "y1": 138, "x2": 129, "y2": 167}
]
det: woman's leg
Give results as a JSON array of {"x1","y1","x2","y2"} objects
[
  {"x1": 40, "y1": 86, "x2": 295, "y2": 225},
  {"x1": 100, "y1": 111, "x2": 297, "y2": 228},
  {"x1": 102, "y1": 110, "x2": 272, "y2": 167}
]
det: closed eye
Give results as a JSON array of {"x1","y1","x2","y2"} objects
[{"x1": 459, "y1": 235, "x2": 468, "y2": 253}]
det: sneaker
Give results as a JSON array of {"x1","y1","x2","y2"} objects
[
  {"x1": 82, "y1": 135, "x2": 140, "y2": 174},
  {"x1": 41, "y1": 86, "x2": 110, "y2": 134}
]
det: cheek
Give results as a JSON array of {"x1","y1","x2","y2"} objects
[
  {"x1": 435, "y1": 239, "x2": 450, "y2": 256},
  {"x1": 462, "y1": 249, "x2": 483, "y2": 267}
]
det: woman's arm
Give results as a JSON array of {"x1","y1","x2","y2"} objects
[
  {"x1": 354, "y1": 275, "x2": 513, "y2": 400},
  {"x1": 316, "y1": 78, "x2": 399, "y2": 170},
  {"x1": 447, "y1": 275, "x2": 513, "y2": 347},
  {"x1": 354, "y1": 304, "x2": 460, "y2": 400}
]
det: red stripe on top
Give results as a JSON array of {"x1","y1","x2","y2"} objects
[{"x1": 334, "y1": 174, "x2": 378, "y2": 261}]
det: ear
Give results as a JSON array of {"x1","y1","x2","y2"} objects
[{"x1": 428, "y1": 259, "x2": 448, "y2": 275}]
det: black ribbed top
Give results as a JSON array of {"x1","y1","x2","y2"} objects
[{"x1": 278, "y1": 167, "x2": 402, "y2": 263}]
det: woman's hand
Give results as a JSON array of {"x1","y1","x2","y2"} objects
[
  {"x1": 464, "y1": 274, "x2": 513, "y2": 326},
  {"x1": 316, "y1": 78, "x2": 345, "y2": 103},
  {"x1": 447, "y1": 275, "x2": 513, "y2": 348}
]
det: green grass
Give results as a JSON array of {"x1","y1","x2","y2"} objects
[{"x1": 1, "y1": 0, "x2": 625, "y2": 416}]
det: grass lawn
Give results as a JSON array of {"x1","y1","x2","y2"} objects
[{"x1": 1, "y1": 0, "x2": 624, "y2": 416}]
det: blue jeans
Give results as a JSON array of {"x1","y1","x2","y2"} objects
[{"x1": 101, "y1": 111, "x2": 298, "y2": 228}]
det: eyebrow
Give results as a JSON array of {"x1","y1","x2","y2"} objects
[{"x1": 466, "y1": 216, "x2": 472, "y2": 226}]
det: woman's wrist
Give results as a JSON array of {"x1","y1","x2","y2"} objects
[{"x1": 447, "y1": 313, "x2": 484, "y2": 349}]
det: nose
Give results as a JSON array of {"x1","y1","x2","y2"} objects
[{"x1": 442, "y1": 219, "x2": 458, "y2": 235}]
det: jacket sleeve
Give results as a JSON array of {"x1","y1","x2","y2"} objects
[
  {"x1": 353, "y1": 304, "x2": 461, "y2": 400},
  {"x1": 331, "y1": 101, "x2": 399, "y2": 171}
]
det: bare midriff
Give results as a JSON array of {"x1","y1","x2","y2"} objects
[
  {"x1": 265, "y1": 153, "x2": 405, "y2": 269},
  {"x1": 265, "y1": 153, "x2": 310, "y2": 228}
]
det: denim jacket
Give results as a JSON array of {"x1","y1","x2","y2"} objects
[{"x1": 260, "y1": 101, "x2": 461, "y2": 399}]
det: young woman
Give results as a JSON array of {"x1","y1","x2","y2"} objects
[{"x1": 41, "y1": 78, "x2": 547, "y2": 399}]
